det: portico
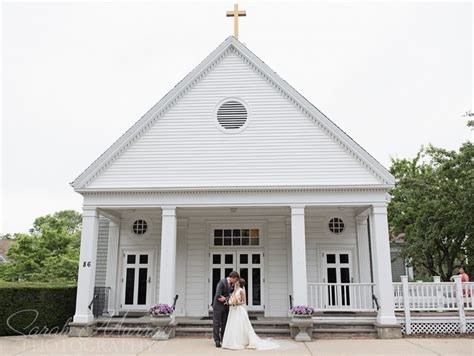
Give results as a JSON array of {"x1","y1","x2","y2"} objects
[{"x1": 72, "y1": 187, "x2": 397, "y2": 327}]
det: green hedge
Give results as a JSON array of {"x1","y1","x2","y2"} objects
[{"x1": 0, "y1": 282, "x2": 77, "y2": 336}]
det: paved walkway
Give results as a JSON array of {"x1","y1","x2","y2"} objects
[{"x1": 0, "y1": 336, "x2": 472, "y2": 355}]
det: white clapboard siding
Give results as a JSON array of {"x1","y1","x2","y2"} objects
[
  {"x1": 94, "y1": 218, "x2": 110, "y2": 287},
  {"x1": 88, "y1": 51, "x2": 381, "y2": 189},
  {"x1": 305, "y1": 208, "x2": 358, "y2": 285},
  {"x1": 175, "y1": 220, "x2": 188, "y2": 316},
  {"x1": 265, "y1": 216, "x2": 290, "y2": 316},
  {"x1": 185, "y1": 218, "x2": 208, "y2": 316},
  {"x1": 118, "y1": 210, "x2": 162, "y2": 306}
]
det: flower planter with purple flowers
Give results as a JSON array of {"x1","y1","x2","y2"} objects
[
  {"x1": 150, "y1": 303, "x2": 174, "y2": 316},
  {"x1": 149, "y1": 304, "x2": 175, "y2": 340},
  {"x1": 290, "y1": 305, "x2": 314, "y2": 316},
  {"x1": 290, "y1": 305, "x2": 314, "y2": 342}
]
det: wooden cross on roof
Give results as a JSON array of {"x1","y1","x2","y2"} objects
[{"x1": 226, "y1": 4, "x2": 246, "y2": 40}]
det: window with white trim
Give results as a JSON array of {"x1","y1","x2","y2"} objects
[
  {"x1": 132, "y1": 219, "x2": 148, "y2": 235},
  {"x1": 213, "y1": 228, "x2": 260, "y2": 246},
  {"x1": 328, "y1": 218, "x2": 345, "y2": 234}
]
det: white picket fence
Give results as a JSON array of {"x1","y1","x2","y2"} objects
[{"x1": 394, "y1": 275, "x2": 473, "y2": 334}]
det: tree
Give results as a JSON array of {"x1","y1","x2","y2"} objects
[
  {"x1": 0, "y1": 233, "x2": 15, "y2": 240},
  {"x1": 0, "y1": 210, "x2": 82, "y2": 282},
  {"x1": 388, "y1": 142, "x2": 474, "y2": 281}
]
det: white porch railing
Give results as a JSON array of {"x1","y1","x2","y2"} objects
[
  {"x1": 393, "y1": 278, "x2": 474, "y2": 312},
  {"x1": 393, "y1": 281, "x2": 458, "y2": 311},
  {"x1": 464, "y1": 283, "x2": 474, "y2": 309},
  {"x1": 307, "y1": 283, "x2": 376, "y2": 311},
  {"x1": 393, "y1": 276, "x2": 474, "y2": 334},
  {"x1": 307, "y1": 278, "x2": 474, "y2": 334}
]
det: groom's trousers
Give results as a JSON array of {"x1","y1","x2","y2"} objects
[{"x1": 213, "y1": 307, "x2": 229, "y2": 342}]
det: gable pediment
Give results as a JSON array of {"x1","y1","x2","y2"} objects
[{"x1": 72, "y1": 37, "x2": 394, "y2": 191}]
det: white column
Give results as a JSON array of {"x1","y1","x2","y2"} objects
[
  {"x1": 73, "y1": 207, "x2": 99, "y2": 323},
  {"x1": 356, "y1": 214, "x2": 371, "y2": 283},
  {"x1": 290, "y1": 205, "x2": 308, "y2": 306},
  {"x1": 105, "y1": 219, "x2": 120, "y2": 316},
  {"x1": 158, "y1": 207, "x2": 177, "y2": 305},
  {"x1": 370, "y1": 204, "x2": 397, "y2": 325}
]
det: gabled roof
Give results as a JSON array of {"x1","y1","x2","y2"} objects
[{"x1": 71, "y1": 36, "x2": 395, "y2": 190}]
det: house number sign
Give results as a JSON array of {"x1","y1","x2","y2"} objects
[{"x1": 82, "y1": 261, "x2": 92, "y2": 268}]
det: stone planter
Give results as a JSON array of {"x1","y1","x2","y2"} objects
[
  {"x1": 290, "y1": 314, "x2": 313, "y2": 342},
  {"x1": 150, "y1": 315, "x2": 175, "y2": 340}
]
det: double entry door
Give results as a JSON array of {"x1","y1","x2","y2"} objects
[
  {"x1": 321, "y1": 250, "x2": 353, "y2": 309},
  {"x1": 121, "y1": 250, "x2": 154, "y2": 310},
  {"x1": 210, "y1": 250, "x2": 264, "y2": 311}
]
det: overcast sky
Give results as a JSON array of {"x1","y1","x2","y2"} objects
[{"x1": 1, "y1": 1, "x2": 472, "y2": 234}]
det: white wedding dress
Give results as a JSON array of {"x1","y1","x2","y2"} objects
[{"x1": 222, "y1": 287, "x2": 280, "y2": 350}]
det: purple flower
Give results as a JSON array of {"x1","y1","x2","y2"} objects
[
  {"x1": 149, "y1": 303, "x2": 174, "y2": 316},
  {"x1": 290, "y1": 305, "x2": 314, "y2": 315}
]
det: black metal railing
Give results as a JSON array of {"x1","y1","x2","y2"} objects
[
  {"x1": 372, "y1": 294, "x2": 380, "y2": 311},
  {"x1": 88, "y1": 286, "x2": 110, "y2": 317},
  {"x1": 172, "y1": 294, "x2": 179, "y2": 310}
]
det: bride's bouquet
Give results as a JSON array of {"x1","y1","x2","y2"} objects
[{"x1": 228, "y1": 293, "x2": 245, "y2": 307}]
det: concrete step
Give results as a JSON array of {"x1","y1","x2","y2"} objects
[
  {"x1": 313, "y1": 328, "x2": 376, "y2": 334},
  {"x1": 177, "y1": 324, "x2": 290, "y2": 331},
  {"x1": 175, "y1": 329, "x2": 213, "y2": 337},
  {"x1": 176, "y1": 327, "x2": 289, "y2": 333},
  {"x1": 175, "y1": 327, "x2": 290, "y2": 337},
  {"x1": 176, "y1": 319, "x2": 289, "y2": 325},
  {"x1": 95, "y1": 326, "x2": 156, "y2": 337},
  {"x1": 96, "y1": 318, "x2": 152, "y2": 326},
  {"x1": 96, "y1": 326, "x2": 155, "y2": 331},
  {"x1": 95, "y1": 319, "x2": 291, "y2": 338},
  {"x1": 313, "y1": 330, "x2": 377, "y2": 340},
  {"x1": 96, "y1": 323, "x2": 151, "y2": 328},
  {"x1": 313, "y1": 323, "x2": 375, "y2": 330},
  {"x1": 311, "y1": 321, "x2": 377, "y2": 339},
  {"x1": 177, "y1": 318, "x2": 290, "y2": 331}
]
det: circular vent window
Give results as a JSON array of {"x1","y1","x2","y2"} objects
[
  {"x1": 329, "y1": 218, "x2": 345, "y2": 234},
  {"x1": 132, "y1": 219, "x2": 148, "y2": 235},
  {"x1": 216, "y1": 99, "x2": 248, "y2": 131}
]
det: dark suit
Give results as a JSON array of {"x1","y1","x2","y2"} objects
[{"x1": 212, "y1": 278, "x2": 233, "y2": 342}]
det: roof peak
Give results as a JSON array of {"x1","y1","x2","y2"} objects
[{"x1": 71, "y1": 37, "x2": 394, "y2": 189}]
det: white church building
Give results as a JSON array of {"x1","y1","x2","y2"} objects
[{"x1": 70, "y1": 36, "x2": 400, "y2": 335}]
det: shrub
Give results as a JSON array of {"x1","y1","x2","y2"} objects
[{"x1": 0, "y1": 282, "x2": 76, "y2": 336}]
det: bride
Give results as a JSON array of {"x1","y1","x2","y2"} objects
[{"x1": 222, "y1": 278, "x2": 280, "y2": 350}]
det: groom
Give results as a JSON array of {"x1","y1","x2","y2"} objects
[{"x1": 212, "y1": 271, "x2": 240, "y2": 348}]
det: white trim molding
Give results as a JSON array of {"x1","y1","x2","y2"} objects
[{"x1": 80, "y1": 189, "x2": 390, "y2": 210}]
